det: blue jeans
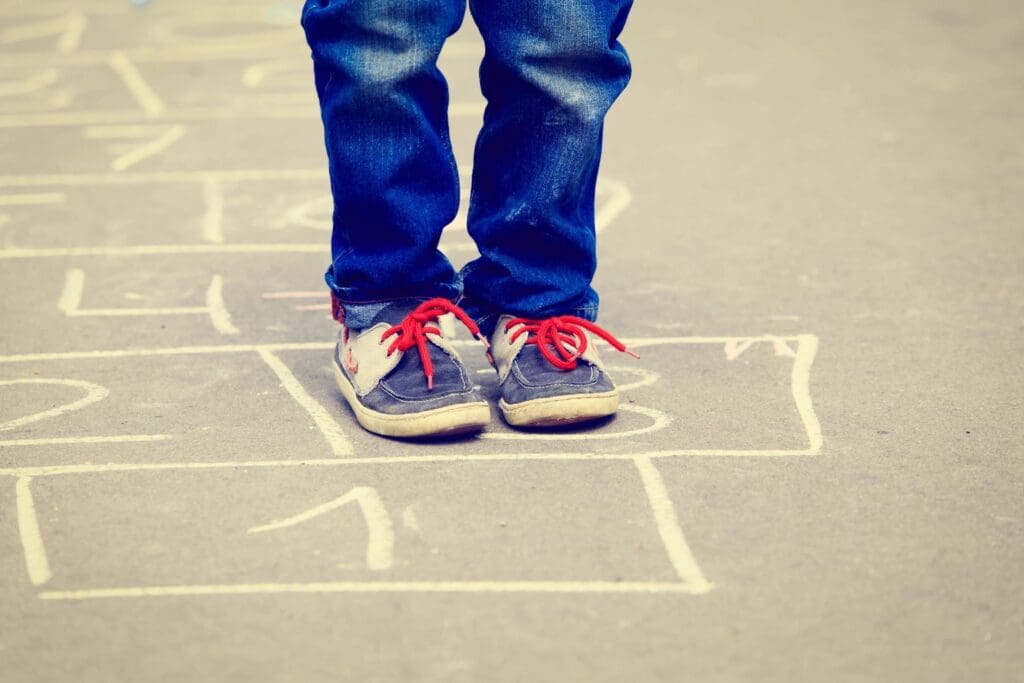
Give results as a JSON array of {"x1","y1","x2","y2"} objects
[{"x1": 301, "y1": 0, "x2": 633, "y2": 335}]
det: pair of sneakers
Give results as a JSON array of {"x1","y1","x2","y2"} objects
[{"x1": 332, "y1": 298, "x2": 639, "y2": 438}]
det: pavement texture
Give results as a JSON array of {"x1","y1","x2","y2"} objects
[{"x1": 0, "y1": 1, "x2": 1022, "y2": 681}]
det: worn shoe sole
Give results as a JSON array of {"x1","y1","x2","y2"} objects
[
  {"x1": 499, "y1": 390, "x2": 619, "y2": 428},
  {"x1": 333, "y1": 362, "x2": 490, "y2": 438}
]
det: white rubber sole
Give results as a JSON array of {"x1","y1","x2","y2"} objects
[
  {"x1": 499, "y1": 390, "x2": 619, "y2": 428},
  {"x1": 334, "y1": 362, "x2": 490, "y2": 438}
]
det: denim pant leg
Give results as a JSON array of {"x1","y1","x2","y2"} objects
[
  {"x1": 459, "y1": 0, "x2": 634, "y2": 336},
  {"x1": 301, "y1": 0, "x2": 467, "y2": 329}
]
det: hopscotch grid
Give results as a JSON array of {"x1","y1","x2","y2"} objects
[
  {"x1": 18, "y1": 457, "x2": 710, "y2": 599},
  {"x1": 2, "y1": 336, "x2": 820, "y2": 599},
  {"x1": 0, "y1": 334, "x2": 821, "y2": 470},
  {"x1": 0, "y1": 9, "x2": 763, "y2": 606}
]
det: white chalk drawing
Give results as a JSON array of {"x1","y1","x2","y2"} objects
[
  {"x1": 0, "y1": 66, "x2": 70, "y2": 113},
  {"x1": 0, "y1": 377, "x2": 172, "y2": 449},
  {"x1": 0, "y1": 12, "x2": 85, "y2": 54},
  {"x1": 0, "y1": 335, "x2": 821, "y2": 599},
  {"x1": 57, "y1": 267, "x2": 239, "y2": 335},
  {"x1": 83, "y1": 124, "x2": 185, "y2": 171},
  {"x1": 107, "y1": 51, "x2": 163, "y2": 117},
  {"x1": 249, "y1": 486, "x2": 394, "y2": 571}
]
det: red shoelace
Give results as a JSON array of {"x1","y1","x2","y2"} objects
[
  {"x1": 504, "y1": 315, "x2": 639, "y2": 371},
  {"x1": 380, "y1": 298, "x2": 489, "y2": 391}
]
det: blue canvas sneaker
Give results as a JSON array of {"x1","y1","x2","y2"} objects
[
  {"x1": 488, "y1": 314, "x2": 639, "y2": 427},
  {"x1": 333, "y1": 298, "x2": 491, "y2": 438}
]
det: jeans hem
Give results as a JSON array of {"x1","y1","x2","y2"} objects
[{"x1": 325, "y1": 268, "x2": 464, "y2": 329}]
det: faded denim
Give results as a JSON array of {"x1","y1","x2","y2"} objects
[{"x1": 301, "y1": 0, "x2": 634, "y2": 335}]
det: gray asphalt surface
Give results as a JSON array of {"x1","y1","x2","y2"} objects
[{"x1": 1, "y1": 1, "x2": 1022, "y2": 681}]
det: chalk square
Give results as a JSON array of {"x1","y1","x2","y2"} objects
[{"x1": 25, "y1": 461, "x2": 686, "y2": 592}]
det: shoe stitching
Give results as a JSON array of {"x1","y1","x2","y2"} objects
[
  {"x1": 509, "y1": 359, "x2": 599, "y2": 389},
  {"x1": 376, "y1": 382, "x2": 478, "y2": 406}
]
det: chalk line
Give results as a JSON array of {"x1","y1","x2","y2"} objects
[
  {"x1": 38, "y1": 580, "x2": 703, "y2": 601},
  {"x1": 0, "y1": 378, "x2": 108, "y2": 432},
  {"x1": 595, "y1": 178, "x2": 632, "y2": 234},
  {"x1": 0, "y1": 435, "x2": 172, "y2": 448},
  {"x1": 0, "y1": 446, "x2": 818, "y2": 478},
  {"x1": 16, "y1": 477, "x2": 52, "y2": 586},
  {"x1": 633, "y1": 455, "x2": 713, "y2": 593},
  {"x1": 256, "y1": 349, "x2": 352, "y2": 456},
  {"x1": 0, "y1": 192, "x2": 65, "y2": 206},
  {"x1": 200, "y1": 175, "x2": 224, "y2": 243},
  {"x1": 56, "y1": 267, "x2": 84, "y2": 314},
  {"x1": 205, "y1": 275, "x2": 239, "y2": 335},
  {"x1": 107, "y1": 51, "x2": 164, "y2": 117},
  {"x1": 791, "y1": 334, "x2": 822, "y2": 453},
  {"x1": 249, "y1": 486, "x2": 392, "y2": 569},
  {"x1": 0, "y1": 336, "x2": 807, "y2": 364}
]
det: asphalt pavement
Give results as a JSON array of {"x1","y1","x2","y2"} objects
[{"x1": 0, "y1": 1, "x2": 1021, "y2": 681}]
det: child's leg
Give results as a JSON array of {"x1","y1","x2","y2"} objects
[
  {"x1": 459, "y1": 0, "x2": 634, "y2": 336},
  {"x1": 301, "y1": 0, "x2": 468, "y2": 328},
  {"x1": 461, "y1": 0, "x2": 637, "y2": 428}
]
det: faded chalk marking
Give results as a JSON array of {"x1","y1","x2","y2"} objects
[
  {"x1": 84, "y1": 124, "x2": 185, "y2": 171},
  {"x1": 59, "y1": 268, "x2": 238, "y2": 335},
  {"x1": 402, "y1": 506, "x2": 421, "y2": 533},
  {"x1": 0, "y1": 67, "x2": 59, "y2": 98},
  {"x1": 791, "y1": 335, "x2": 822, "y2": 453},
  {"x1": 0, "y1": 378, "x2": 108, "y2": 432},
  {"x1": 256, "y1": 349, "x2": 352, "y2": 456},
  {"x1": 0, "y1": 445, "x2": 820, "y2": 479},
  {"x1": 0, "y1": 434, "x2": 171, "y2": 448},
  {"x1": 273, "y1": 195, "x2": 333, "y2": 231},
  {"x1": 633, "y1": 455, "x2": 713, "y2": 593},
  {"x1": 205, "y1": 275, "x2": 239, "y2": 335},
  {"x1": 595, "y1": 178, "x2": 632, "y2": 234},
  {"x1": 107, "y1": 51, "x2": 163, "y2": 117},
  {"x1": 0, "y1": 11, "x2": 85, "y2": 54},
  {"x1": 16, "y1": 477, "x2": 52, "y2": 586},
  {"x1": 724, "y1": 338, "x2": 755, "y2": 361},
  {"x1": 0, "y1": 341, "x2": 334, "y2": 365},
  {"x1": 39, "y1": 580, "x2": 703, "y2": 600},
  {"x1": 249, "y1": 486, "x2": 392, "y2": 569},
  {"x1": 765, "y1": 334, "x2": 797, "y2": 359},
  {"x1": 56, "y1": 267, "x2": 84, "y2": 314},
  {"x1": 0, "y1": 192, "x2": 65, "y2": 206},
  {"x1": 200, "y1": 175, "x2": 224, "y2": 243}
]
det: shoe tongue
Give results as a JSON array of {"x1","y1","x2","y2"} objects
[{"x1": 370, "y1": 299, "x2": 433, "y2": 326}]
